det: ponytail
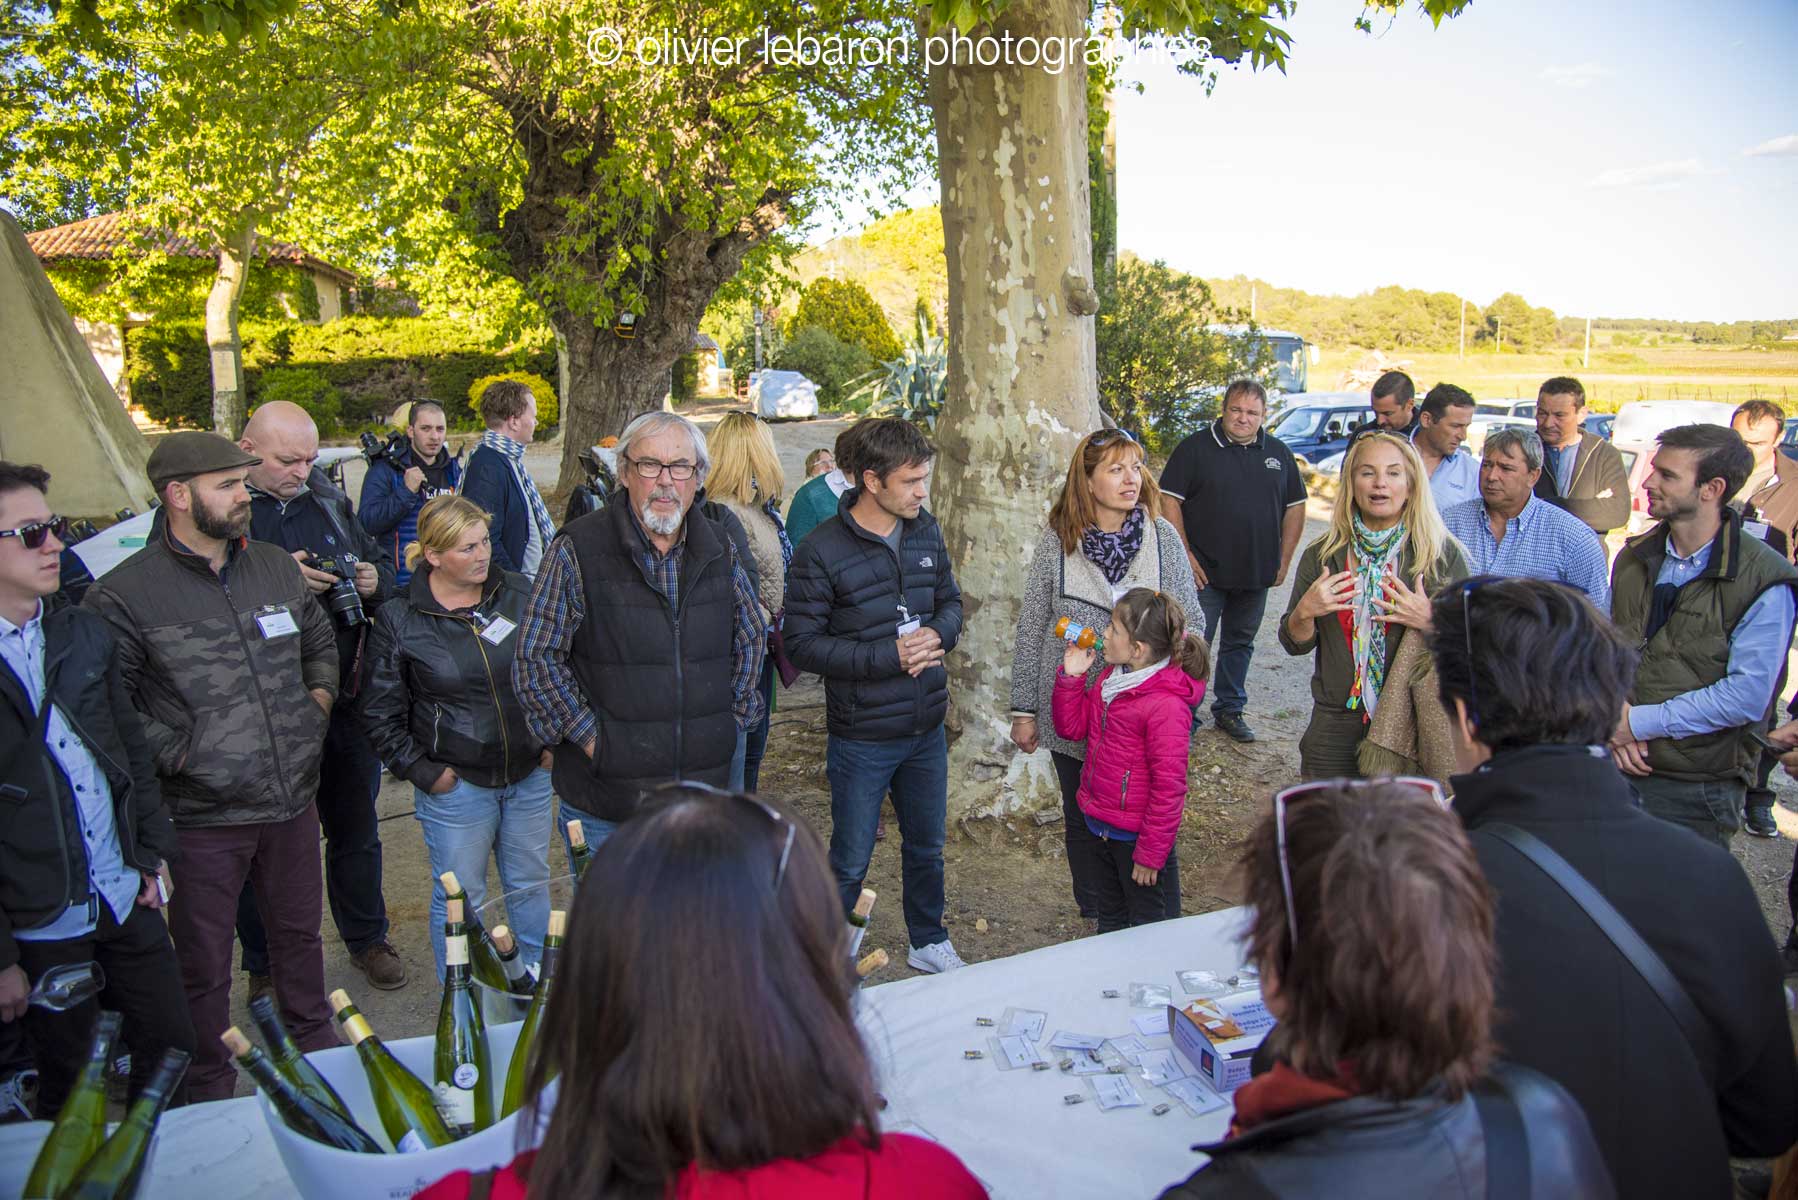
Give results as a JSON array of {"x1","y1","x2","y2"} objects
[
  {"x1": 1112, "y1": 586, "x2": 1211, "y2": 681},
  {"x1": 403, "y1": 540, "x2": 424, "y2": 572}
]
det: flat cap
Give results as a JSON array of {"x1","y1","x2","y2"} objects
[{"x1": 146, "y1": 431, "x2": 262, "y2": 491}]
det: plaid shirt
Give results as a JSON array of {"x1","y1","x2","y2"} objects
[{"x1": 515, "y1": 512, "x2": 766, "y2": 751}]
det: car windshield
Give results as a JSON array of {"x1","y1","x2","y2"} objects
[
  {"x1": 1474, "y1": 403, "x2": 1514, "y2": 417},
  {"x1": 1273, "y1": 408, "x2": 1324, "y2": 439}
]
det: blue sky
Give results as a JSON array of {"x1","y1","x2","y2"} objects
[
  {"x1": 1116, "y1": 0, "x2": 1797, "y2": 322},
  {"x1": 827, "y1": 0, "x2": 1797, "y2": 323}
]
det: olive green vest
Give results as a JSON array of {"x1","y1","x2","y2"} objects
[{"x1": 1611, "y1": 513, "x2": 1798, "y2": 782}]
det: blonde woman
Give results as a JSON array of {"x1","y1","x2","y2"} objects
[
  {"x1": 1010, "y1": 429, "x2": 1203, "y2": 920},
  {"x1": 1279, "y1": 432, "x2": 1468, "y2": 779},
  {"x1": 706, "y1": 410, "x2": 792, "y2": 792},
  {"x1": 359, "y1": 495, "x2": 552, "y2": 976}
]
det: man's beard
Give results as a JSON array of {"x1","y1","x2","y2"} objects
[
  {"x1": 639, "y1": 490, "x2": 684, "y2": 537},
  {"x1": 193, "y1": 496, "x2": 250, "y2": 541}
]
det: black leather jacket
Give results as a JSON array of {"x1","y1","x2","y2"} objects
[
  {"x1": 359, "y1": 566, "x2": 543, "y2": 790},
  {"x1": 1160, "y1": 1063, "x2": 1613, "y2": 1200}
]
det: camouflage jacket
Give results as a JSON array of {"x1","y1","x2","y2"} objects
[{"x1": 83, "y1": 515, "x2": 338, "y2": 828}]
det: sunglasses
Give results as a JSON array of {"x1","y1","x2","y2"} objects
[
  {"x1": 1271, "y1": 776, "x2": 1448, "y2": 950},
  {"x1": 1089, "y1": 428, "x2": 1140, "y2": 450},
  {"x1": 651, "y1": 780, "x2": 795, "y2": 893},
  {"x1": 0, "y1": 517, "x2": 67, "y2": 551}
]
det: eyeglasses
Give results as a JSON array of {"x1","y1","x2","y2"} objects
[
  {"x1": 0, "y1": 517, "x2": 66, "y2": 550},
  {"x1": 1271, "y1": 776, "x2": 1447, "y2": 950},
  {"x1": 651, "y1": 780, "x2": 795, "y2": 892},
  {"x1": 623, "y1": 456, "x2": 698, "y2": 481},
  {"x1": 1457, "y1": 577, "x2": 1500, "y2": 727}
]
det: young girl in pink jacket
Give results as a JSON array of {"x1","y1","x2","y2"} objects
[{"x1": 1051, "y1": 588, "x2": 1208, "y2": 932}]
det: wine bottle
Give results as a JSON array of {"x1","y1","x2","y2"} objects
[
  {"x1": 21, "y1": 1010, "x2": 122, "y2": 1199},
  {"x1": 501, "y1": 909, "x2": 564, "y2": 1117},
  {"x1": 566, "y1": 819, "x2": 593, "y2": 879},
  {"x1": 434, "y1": 898, "x2": 493, "y2": 1137},
  {"x1": 330, "y1": 989, "x2": 455, "y2": 1152},
  {"x1": 847, "y1": 887, "x2": 876, "y2": 958},
  {"x1": 222, "y1": 1027, "x2": 383, "y2": 1154},
  {"x1": 59, "y1": 1047, "x2": 190, "y2": 1200},
  {"x1": 488, "y1": 925, "x2": 536, "y2": 996},
  {"x1": 438, "y1": 871, "x2": 509, "y2": 993},
  {"x1": 247, "y1": 991, "x2": 357, "y2": 1126}
]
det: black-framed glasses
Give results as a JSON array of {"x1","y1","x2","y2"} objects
[
  {"x1": 0, "y1": 517, "x2": 66, "y2": 550},
  {"x1": 651, "y1": 780, "x2": 795, "y2": 892},
  {"x1": 623, "y1": 456, "x2": 698, "y2": 481},
  {"x1": 1271, "y1": 776, "x2": 1447, "y2": 950}
]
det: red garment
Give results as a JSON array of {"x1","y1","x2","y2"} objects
[
  {"x1": 413, "y1": 1134, "x2": 987, "y2": 1200},
  {"x1": 1049, "y1": 662, "x2": 1205, "y2": 870},
  {"x1": 1228, "y1": 1061, "x2": 1361, "y2": 1136}
]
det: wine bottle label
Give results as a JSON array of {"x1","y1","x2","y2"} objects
[
  {"x1": 340, "y1": 1013, "x2": 373, "y2": 1044},
  {"x1": 453, "y1": 1063, "x2": 480, "y2": 1089},
  {"x1": 435, "y1": 1081, "x2": 476, "y2": 1127},
  {"x1": 397, "y1": 1129, "x2": 427, "y2": 1154},
  {"x1": 445, "y1": 935, "x2": 469, "y2": 967}
]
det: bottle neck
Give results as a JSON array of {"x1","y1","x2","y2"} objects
[
  {"x1": 340, "y1": 1010, "x2": 375, "y2": 1045},
  {"x1": 445, "y1": 932, "x2": 473, "y2": 985},
  {"x1": 538, "y1": 942, "x2": 561, "y2": 988}
]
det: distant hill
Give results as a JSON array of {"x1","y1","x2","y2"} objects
[{"x1": 792, "y1": 207, "x2": 1796, "y2": 350}]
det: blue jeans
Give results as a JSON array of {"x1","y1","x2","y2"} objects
[
  {"x1": 826, "y1": 725, "x2": 948, "y2": 948},
  {"x1": 1195, "y1": 584, "x2": 1270, "y2": 717},
  {"x1": 743, "y1": 656, "x2": 776, "y2": 794},
  {"x1": 415, "y1": 767, "x2": 555, "y2": 980}
]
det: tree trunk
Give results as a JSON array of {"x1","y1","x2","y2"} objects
[
  {"x1": 553, "y1": 316, "x2": 677, "y2": 491},
  {"x1": 207, "y1": 219, "x2": 256, "y2": 437},
  {"x1": 929, "y1": 0, "x2": 1103, "y2": 821}
]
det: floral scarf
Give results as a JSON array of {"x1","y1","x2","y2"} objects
[
  {"x1": 1340, "y1": 511, "x2": 1407, "y2": 720},
  {"x1": 1081, "y1": 505, "x2": 1146, "y2": 586}
]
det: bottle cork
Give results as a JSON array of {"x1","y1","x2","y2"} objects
[
  {"x1": 547, "y1": 910, "x2": 567, "y2": 937},
  {"x1": 446, "y1": 896, "x2": 464, "y2": 923},
  {"x1": 220, "y1": 1027, "x2": 252, "y2": 1057},
  {"x1": 490, "y1": 925, "x2": 516, "y2": 954}
]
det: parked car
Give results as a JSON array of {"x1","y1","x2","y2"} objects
[
  {"x1": 1474, "y1": 398, "x2": 1538, "y2": 420},
  {"x1": 1612, "y1": 400, "x2": 1737, "y2": 533},
  {"x1": 1267, "y1": 392, "x2": 1375, "y2": 463},
  {"x1": 1586, "y1": 413, "x2": 1615, "y2": 440},
  {"x1": 1783, "y1": 416, "x2": 1798, "y2": 450},
  {"x1": 1465, "y1": 415, "x2": 1533, "y2": 457},
  {"x1": 747, "y1": 369, "x2": 819, "y2": 420}
]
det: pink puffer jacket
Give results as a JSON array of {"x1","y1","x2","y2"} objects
[{"x1": 1050, "y1": 663, "x2": 1204, "y2": 870}]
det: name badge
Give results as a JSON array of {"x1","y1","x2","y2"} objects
[
  {"x1": 1745, "y1": 520, "x2": 1771, "y2": 543},
  {"x1": 255, "y1": 607, "x2": 299, "y2": 639},
  {"x1": 479, "y1": 615, "x2": 517, "y2": 645}
]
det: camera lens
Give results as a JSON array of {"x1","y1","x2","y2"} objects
[{"x1": 327, "y1": 577, "x2": 366, "y2": 627}]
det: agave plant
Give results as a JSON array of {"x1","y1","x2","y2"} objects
[{"x1": 848, "y1": 310, "x2": 947, "y2": 430}]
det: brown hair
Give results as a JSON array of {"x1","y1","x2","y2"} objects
[
  {"x1": 478, "y1": 379, "x2": 535, "y2": 427},
  {"x1": 520, "y1": 787, "x2": 880, "y2": 1199},
  {"x1": 1241, "y1": 782, "x2": 1496, "y2": 1099},
  {"x1": 1111, "y1": 587, "x2": 1208, "y2": 680},
  {"x1": 1049, "y1": 431, "x2": 1164, "y2": 555}
]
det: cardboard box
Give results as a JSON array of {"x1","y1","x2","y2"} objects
[{"x1": 1167, "y1": 991, "x2": 1275, "y2": 1094}]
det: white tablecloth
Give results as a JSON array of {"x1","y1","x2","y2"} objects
[{"x1": 0, "y1": 906, "x2": 1252, "y2": 1199}]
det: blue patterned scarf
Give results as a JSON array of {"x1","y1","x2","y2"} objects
[
  {"x1": 1081, "y1": 505, "x2": 1147, "y2": 585},
  {"x1": 1346, "y1": 511, "x2": 1407, "y2": 718},
  {"x1": 478, "y1": 429, "x2": 555, "y2": 550}
]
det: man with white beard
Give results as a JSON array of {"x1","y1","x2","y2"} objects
[{"x1": 513, "y1": 412, "x2": 766, "y2": 852}]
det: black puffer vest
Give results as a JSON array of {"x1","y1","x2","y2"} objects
[{"x1": 549, "y1": 500, "x2": 738, "y2": 821}]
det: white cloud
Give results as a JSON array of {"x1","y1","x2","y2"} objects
[
  {"x1": 1586, "y1": 159, "x2": 1707, "y2": 191},
  {"x1": 1539, "y1": 61, "x2": 1612, "y2": 88},
  {"x1": 1744, "y1": 134, "x2": 1798, "y2": 158}
]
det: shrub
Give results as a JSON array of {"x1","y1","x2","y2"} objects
[
  {"x1": 124, "y1": 324, "x2": 214, "y2": 428},
  {"x1": 673, "y1": 353, "x2": 701, "y2": 404},
  {"x1": 256, "y1": 366, "x2": 342, "y2": 432},
  {"x1": 772, "y1": 326, "x2": 875, "y2": 411},
  {"x1": 467, "y1": 371, "x2": 559, "y2": 432},
  {"x1": 788, "y1": 278, "x2": 902, "y2": 363}
]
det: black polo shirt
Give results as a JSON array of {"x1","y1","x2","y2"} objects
[{"x1": 1160, "y1": 421, "x2": 1307, "y2": 591}]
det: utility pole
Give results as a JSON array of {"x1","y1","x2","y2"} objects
[
  {"x1": 1250, "y1": 283, "x2": 1258, "y2": 321},
  {"x1": 1583, "y1": 315, "x2": 1591, "y2": 369},
  {"x1": 1459, "y1": 297, "x2": 1466, "y2": 359},
  {"x1": 1496, "y1": 315, "x2": 1503, "y2": 355},
  {"x1": 753, "y1": 299, "x2": 764, "y2": 370}
]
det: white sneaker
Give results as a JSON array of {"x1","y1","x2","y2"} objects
[{"x1": 907, "y1": 940, "x2": 967, "y2": 974}]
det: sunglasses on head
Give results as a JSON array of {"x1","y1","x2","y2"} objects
[
  {"x1": 0, "y1": 517, "x2": 67, "y2": 551},
  {"x1": 651, "y1": 780, "x2": 796, "y2": 893},
  {"x1": 1271, "y1": 776, "x2": 1448, "y2": 950},
  {"x1": 1088, "y1": 428, "x2": 1140, "y2": 450}
]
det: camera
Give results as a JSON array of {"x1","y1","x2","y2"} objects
[
  {"x1": 358, "y1": 430, "x2": 413, "y2": 472},
  {"x1": 309, "y1": 553, "x2": 367, "y2": 628}
]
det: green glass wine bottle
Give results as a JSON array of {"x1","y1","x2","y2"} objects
[
  {"x1": 330, "y1": 988, "x2": 455, "y2": 1152},
  {"x1": 222, "y1": 1027, "x2": 384, "y2": 1154},
  {"x1": 438, "y1": 870, "x2": 509, "y2": 993},
  {"x1": 247, "y1": 991, "x2": 357, "y2": 1126},
  {"x1": 21, "y1": 1009, "x2": 122, "y2": 1199},
  {"x1": 501, "y1": 908, "x2": 564, "y2": 1117},
  {"x1": 847, "y1": 887, "x2": 876, "y2": 958},
  {"x1": 566, "y1": 819, "x2": 594, "y2": 879},
  {"x1": 59, "y1": 1047, "x2": 190, "y2": 1200},
  {"x1": 487, "y1": 924, "x2": 536, "y2": 996},
  {"x1": 434, "y1": 898, "x2": 493, "y2": 1137}
]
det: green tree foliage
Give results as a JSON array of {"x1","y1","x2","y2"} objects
[
  {"x1": 851, "y1": 308, "x2": 948, "y2": 430},
  {"x1": 258, "y1": 366, "x2": 341, "y2": 430},
  {"x1": 788, "y1": 278, "x2": 903, "y2": 362},
  {"x1": 796, "y1": 209, "x2": 948, "y2": 336},
  {"x1": 1096, "y1": 255, "x2": 1270, "y2": 452},
  {"x1": 771, "y1": 326, "x2": 874, "y2": 411},
  {"x1": 1484, "y1": 292, "x2": 1559, "y2": 352}
]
